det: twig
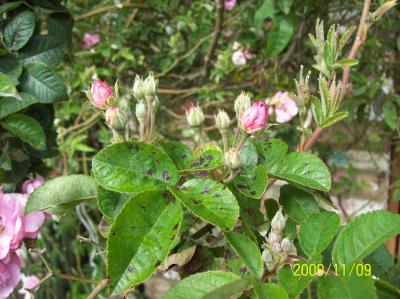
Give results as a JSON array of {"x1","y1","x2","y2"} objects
[
  {"x1": 87, "y1": 279, "x2": 109, "y2": 299},
  {"x1": 74, "y1": 2, "x2": 148, "y2": 21},
  {"x1": 203, "y1": 0, "x2": 225, "y2": 76}
]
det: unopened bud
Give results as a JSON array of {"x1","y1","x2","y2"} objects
[
  {"x1": 271, "y1": 209, "x2": 286, "y2": 233},
  {"x1": 268, "y1": 231, "x2": 281, "y2": 245},
  {"x1": 234, "y1": 91, "x2": 251, "y2": 118},
  {"x1": 271, "y1": 242, "x2": 282, "y2": 253},
  {"x1": 135, "y1": 102, "x2": 147, "y2": 124},
  {"x1": 186, "y1": 103, "x2": 204, "y2": 127},
  {"x1": 152, "y1": 96, "x2": 160, "y2": 112},
  {"x1": 86, "y1": 79, "x2": 113, "y2": 109},
  {"x1": 215, "y1": 110, "x2": 230, "y2": 134},
  {"x1": 281, "y1": 238, "x2": 292, "y2": 252},
  {"x1": 262, "y1": 248, "x2": 275, "y2": 271},
  {"x1": 224, "y1": 148, "x2": 241, "y2": 170},
  {"x1": 143, "y1": 72, "x2": 158, "y2": 97},
  {"x1": 105, "y1": 105, "x2": 128, "y2": 131},
  {"x1": 133, "y1": 75, "x2": 145, "y2": 100}
]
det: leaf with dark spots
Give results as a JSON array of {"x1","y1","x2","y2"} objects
[
  {"x1": 233, "y1": 165, "x2": 268, "y2": 199},
  {"x1": 201, "y1": 186, "x2": 211, "y2": 194},
  {"x1": 214, "y1": 192, "x2": 222, "y2": 198}
]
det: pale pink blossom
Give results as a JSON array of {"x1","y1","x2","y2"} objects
[
  {"x1": 224, "y1": 0, "x2": 237, "y2": 10},
  {"x1": 266, "y1": 92, "x2": 298, "y2": 123},
  {"x1": 241, "y1": 102, "x2": 268, "y2": 133},
  {"x1": 243, "y1": 50, "x2": 253, "y2": 60},
  {"x1": 91, "y1": 80, "x2": 113, "y2": 109},
  {"x1": 82, "y1": 33, "x2": 100, "y2": 50},
  {"x1": 0, "y1": 252, "x2": 22, "y2": 299},
  {"x1": 232, "y1": 50, "x2": 247, "y2": 66},
  {"x1": 22, "y1": 176, "x2": 44, "y2": 195},
  {"x1": 22, "y1": 275, "x2": 39, "y2": 290}
]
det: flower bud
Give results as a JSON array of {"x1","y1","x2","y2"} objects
[
  {"x1": 105, "y1": 105, "x2": 128, "y2": 131},
  {"x1": 186, "y1": 103, "x2": 204, "y2": 127},
  {"x1": 215, "y1": 110, "x2": 230, "y2": 134},
  {"x1": 234, "y1": 91, "x2": 251, "y2": 118},
  {"x1": 268, "y1": 231, "x2": 281, "y2": 245},
  {"x1": 224, "y1": 148, "x2": 241, "y2": 170},
  {"x1": 281, "y1": 238, "x2": 292, "y2": 252},
  {"x1": 241, "y1": 102, "x2": 268, "y2": 134},
  {"x1": 262, "y1": 247, "x2": 273, "y2": 264},
  {"x1": 133, "y1": 75, "x2": 145, "y2": 100},
  {"x1": 87, "y1": 80, "x2": 113, "y2": 109},
  {"x1": 135, "y1": 101, "x2": 147, "y2": 124},
  {"x1": 143, "y1": 72, "x2": 158, "y2": 97},
  {"x1": 271, "y1": 209, "x2": 286, "y2": 233},
  {"x1": 152, "y1": 96, "x2": 160, "y2": 112}
]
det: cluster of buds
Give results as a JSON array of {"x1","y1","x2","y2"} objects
[
  {"x1": 260, "y1": 208, "x2": 296, "y2": 272},
  {"x1": 293, "y1": 66, "x2": 311, "y2": 108}
]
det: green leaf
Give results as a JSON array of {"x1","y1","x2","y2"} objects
[
  {"x1": 270, "y1": 152, "x2": 331, "y2": 192},
  {"x1": 280, "y1": 185, "x2": 320, "y2": 223},
  {"x1": 47, "y1": 13, "x2": 74, "y2": 46},
  {"x1": 338, "y1": 26, "x2": 356, "y2": 54},
  {"x1": 159, "y1": 141, "x2": 193, "y2": 170},
  {"x1": 320, "y1": 111, "x2": 349, "y2": 128},
  {"x1": 335, "y1": 59, "x2": 359, "y2": 68},
  {"x1": 253, "y1": 281, "x2": 289, "y2": 299},
  {"x1": 310, "y1": 95, "x2": 323, "y2": 125},
  {"x1": 299, "y1": 211, "x2": 340, "y2": 257},
  {"x1": 266, "y1": 15, "x2": 294, "y2": 58},
  {"x1": 25, "y1": 175, "x2": 97, "y2": 215},
  {"x1": 168, "y1": 179, "x2": 239, "y2": 230},
  {"x1": 278, "y1": 256, "x2": 322, "y2": 299},
  {"x1": 1, "y1": 114, "x2": 46, "y2": 150},
  {"x1": 364, "y1": 245, "x2": 399, "y2": 286},
  {"x1": 256, "y1": 138, "x2": 288, "y2": 172},
  {"x1": 20, "y1": 62, "x2": 68, "y2": 103},
  {"x1": 333, "y1": 211, "x2": 400, "y2": 266},
  {"x1": 0, "y1": 93, "x2": 39, "y2": 119},
  {"x1": 0, "y1": 56, "x2": 23, "y2": 85},
  {"x1": 382, "y1": 101, "x2": 398, "y2": 130},
  {"x1": 233, "y1": 164, "x2": 268, "y2": 199},
  {"x1": 225, "y1": 231, "x2": 264, "y2": 278},
  {"x1": 92, "y1": 141, "x2": 178, "y2": 193},
  {"x1": 96, "y1": 186, "x2": 130, "y2": 221},
  {"x1": 277, "y1": 0, "x2": 293, "y2": 14},
  {"x1": 254, "y1": 0, "x2": 276, "y2": 30},
  {"x1": 0, "y1": 1, "x2": 23, "y2": 14},
  {"x1": 0, "y1": 151, "x2": 12, "y2": 171},
  {"x1": 240, "y1": 139, "x2": 258, "y2": 174},
  {"x1": 183, "y1": 143, "x2": 223, "y2": 172},
  {"x1": 18, "y1": 36, "x2": 65, "y2": 67},
  {"x1": 3, "y1": 11, "x2": 35, "y2": 51},
  {"x1": 203, "y1": 278, "x2": 250, "y2": 299},
  {"x1": 318, "y1": 270, "x2": 377, "y2": 299},
  {"x1": 163, "y1": 271, "x2": 241, "y2": 299},
  {"x1": 107, "y1": 191, "x2": 183, "y2": 295},
  {"x1": 0, "y1": 71, "x2": 19, "y2": 99}
]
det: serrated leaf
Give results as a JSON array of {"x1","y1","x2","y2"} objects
[
  {"x1": 1, "y1": 114, "x2": 46, "y2": 150},
  {"x1": 266, "y1": 15, "x2": 294, "y2": 58},
  {"x1": 233, "y1": 164, "x2": 267, "y2": 199},
  {"x1": 0, "y1": 93, "x2": 39, "y2": 119},
  {"x1": 333, "y1": 211, "x2": 400, "y2": 266},
  {"x1": 270, "y1": 152, "x2": 331, "y2": 192},
  {"x1": 254, "y1": 0, "x2": 276, "y2": 30},
  {"x1": 280, "y1": 185, "x2": 320, "y2": 223},
  {"x1": 225, "y1": 231, "x2": 264, "y2": 278},
  {"x1": 18, "y1": 35, "x2": 65, "y2": 67},
  {"x1": 96, "y1": 186, "x2": 130, "y2": 221},
  {"x1": 318, "y1": 270, "x2": 377, "y2": 299},
  {"x1": 299, "y1": 211, "x2": 340, "y2": 257},
  {"x1": 168, "y1": 179, "x2": 239, "y2": 230},
  {"x1": 20, "y1": 62, "x2": 68, "y2": 103},
  {"x1": 240, "y1": 139, "x2": 258, "y2": 174},
  {"x1": 0, "y1": 71, "x2": 19, "y2": 99},
  {"x1": 25, "y1": 175, "x2": 97, "y2": 215},
  {"x1": 3, "y1": 10, "x2": 35, "y2": 51},
  {"x1": 320, "y1": 111, "x2": 348, "y2": 128},
  {"x1": 159, "y1": 141, "x2": 193, "y2": 170},
  {"x1": 163, "y1": 271, "x2": 241, "y2": 299},
  {"x1": 0, "y1": 1, "x2": 23, "y2": 14},
  {"x1": 107, "y1": 191, "x2": 183, "y2": 295},
  {"x1": 92, "y1": 141, "x2": 178, "y2": 193},
  {"x1": 256, "y1": 138, "x2": 288, "y2": 172},
  {"x1": 310, "y1": 95, "x2": 323, "y2": 125},
  {"x1": 338, "y1": 26, "x2": 356, "y2": 54}
]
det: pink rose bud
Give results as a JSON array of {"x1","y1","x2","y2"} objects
[
  {"x1": 89, "y1": 80, "x2": 113, "y2": 109},
  {"x1": 241, "y1": 101, "x2": 268, "y2": 133},
  {"x1": 224, "y1": 0, "x2": 237, "y2": 10},
  {"x1": 82, "y1": 33, "x2": 100, "y2": 50},
  {"x1": 22, "y1": 176, "x2": 44, "y2": 195},
  {"x1": 105, "y1": 105, "x2": 118, "y2": 127},
  {"x1": 0, "y1": 252, "x2": 22, "y2": 299},
  {"x1": 186, "y1": 103, "x2": 204, "y2": 127}
]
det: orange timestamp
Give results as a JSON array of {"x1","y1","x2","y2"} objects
[{"x1": 293, "y1": 263, "x2": 372, "y2": 277}]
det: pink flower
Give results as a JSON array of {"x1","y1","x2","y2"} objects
[
  {"x1": 241, "y1": 101, "x2": 268, "y2": 133},
  {"x1": 105, "y1": 105, "x2": 118, "y2": 127},
  {"x1": 0, "y1": 191, "x2": 26, "y2": 261},
  {"x1": 21, "y1": 176, "x2": 44, "y2": 195},
  {"x1": 82, "y1": 33, "x2": 100, "y2": 50},
  {"x1": 22, "y1": 275, "x2": 40, "y2": 290},
  {"x1": 91, "y1": 80, "x2": 113, "y2": 109},
  {"x1": 224, "y1": 0, "x2": 237, "y2": 10},
  {"x1": 0, "y1": 252, "x2": 22, "y2": 299},
  {"x1": 266, "y1": 92, "x2": 298, "y2": 123},
  {"x1": 243, "y1": 50, "x2": 253, "y2": 60},
  {"x1": 23, "y1": 212, "x2": 45, "y2": 240}
]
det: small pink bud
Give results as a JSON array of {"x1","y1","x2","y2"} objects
[
  {"x1": 105, "y1": 105, "x2": 118, "y2": 127},
  {"x1": 90, "y1": 80, "x2": 113, "y2": 109},
  {"x1": 224, "y1": 0, "x2": 237, "y2": 10},
  {"x1": 241, "y1": 101, "x2": 268, "y2": 133},
  {"x1": 82, "y1": 33, "x2": 100, "y2": 50}
]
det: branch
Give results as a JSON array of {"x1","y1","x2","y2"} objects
[
  {"x1": 87, "y1": 279, "x2": 109, "y2": 299},
  {"x1": 203, "y1": 0, "x2": 225, "y2": 76}
]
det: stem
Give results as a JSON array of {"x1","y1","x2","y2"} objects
[
  {"x1": 223, "y1": 170, "x2": 239, "y2": 183},
  {"x1": 87, "y1": 279, "x2": 109, "y2": 299},
  {"x1": 237, "y1": 134, "x2": 249, "y2": 150},
  {"x1": 222, "y1": 132, "x2": 228, "y2": 153},
  {"x1": 204, "y1": 0, "x2": 224, "y2": 76},
  {"x1": 144, "y1": 96, "x2": 153, "y2": 140}
]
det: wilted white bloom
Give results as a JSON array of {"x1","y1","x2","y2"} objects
[
  {"x1": 271, "y1": 209, "x2": 286, "y2": 233},
  {"x1": 231, "y1": 50, "x2": 247, "y2": 66}
]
